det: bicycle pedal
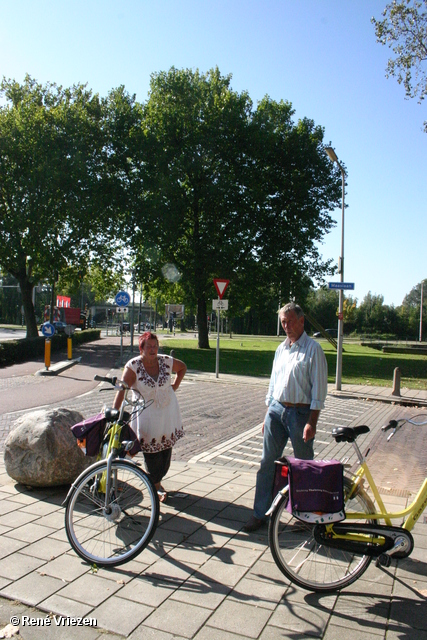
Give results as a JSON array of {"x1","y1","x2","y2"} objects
[{"x1": 376, "y1": 554, "x2": 391, "y2": 568}]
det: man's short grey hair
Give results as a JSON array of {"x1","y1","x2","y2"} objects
[{"x1": 279, "y1": 302, "x2": 304, "y2": 319}]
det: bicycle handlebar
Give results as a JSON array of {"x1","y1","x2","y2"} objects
[
  {"x1": 382, "y1": 415, "x2": 427, "y2": 442},
  {"x1": 382, "y1": 420, "x2": 398, "y2": 432},
  {"x1": 94, "y1": 374, "x2": 117, "y2": 385},
  {"x1": 94, "y1": 375, "x2": 130, "y2": 391}
]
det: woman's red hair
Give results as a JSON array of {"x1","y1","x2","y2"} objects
[{"x1": 138, "y1": 331, "x2": 159, "y2": 351}]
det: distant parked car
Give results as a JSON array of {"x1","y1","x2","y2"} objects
[
  {"x1": 313, "y1": 328, "x2": 338, "y2": 338},
  {"x1": 39, "y1": 321, "x2": 68, "y2": 334}
]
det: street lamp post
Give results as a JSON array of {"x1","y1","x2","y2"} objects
[{"x1": 325, "y1": 146, "x2": 346, "y2": 391}]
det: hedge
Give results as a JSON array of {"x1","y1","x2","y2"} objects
[{"x1": 0, "y1": 329, "x2": 101, "y2": 368}]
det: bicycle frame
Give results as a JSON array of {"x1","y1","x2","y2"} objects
[
  {"x1": 338, "y1": 437, "x2": 427, "y2": 533},
  {"x1": 64, "y1": 379, "x2": 139, "y2": 507},
  {"x1": 97, "y1": 384, "x2": 135, "y2": 499}
]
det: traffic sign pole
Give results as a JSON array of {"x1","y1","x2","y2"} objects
[
  {"x1": 216, "y1": 298, "x2": 220, "y2": 378},
  {"x1": 45, "y1": 339, "x2": 51, "y2": 371},
  {"x1": 212, "y1": 279, "x2": 230, "y2": 378},
  {"x1": 115, "y1": 291, "x2": 131, "y2": 365}
]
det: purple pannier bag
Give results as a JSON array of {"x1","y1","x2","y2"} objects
[
  {"x1": 273, "y1": 457, "x2": 289, "y2": 498},
  {"x1": 285, "y1": 457, "x2": 345, "y2": 520},
  {"x1": 71, "y1": 413, "x2": 107, "y2": 457}
]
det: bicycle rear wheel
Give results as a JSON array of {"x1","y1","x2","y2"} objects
[
  {"x1": 65, "y1": 459, "x2": 159, "y2": 566},
  {"x1": 268, "y1": 477, "x2": 375, "y2": 592}
]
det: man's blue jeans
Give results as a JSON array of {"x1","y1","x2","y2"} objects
[{"x1": 253, "y1": 400, "x2": 314, "y2": 521}]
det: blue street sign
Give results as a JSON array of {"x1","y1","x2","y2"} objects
[
  {"x1": 328, "y1": 282, "x2": 355, "y2": 290},
  {"x1": 115, "y1": 291, "x2": 131, "y2": 307},
  {"x1": 41, "y1": 322, "x2": 55, "y2": 337}
]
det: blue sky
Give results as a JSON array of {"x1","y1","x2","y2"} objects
[{"x1": 1, "y1": 0, "x2": 426, "y2": 307}]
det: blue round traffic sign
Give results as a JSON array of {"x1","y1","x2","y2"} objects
[
  {"x1": 115, "y1": 291, "x2": 131, "y2": 307},
  {"x1": 41, "y1": 322, "x2": 55, "y2": 338}
]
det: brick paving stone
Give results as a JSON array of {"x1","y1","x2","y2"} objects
[
  {"x1": 58, "y1": 573, "x2": 123, "y2": 607},
  {"x1": 211, "y1": 543, "x2": 264, "y2": 567},
  {"x1": 0, "y1": 510, "x2": 39, "y2": 528},
  {"x1": 330, "y1": 594, "x2": 391, "y2": 634},
  {"x1": 267, "y1": 599, "x2": 332, "y2": 638},
  {"x1": 143, "y1": 598, "x2": 213, "y2": 638},
  {"x1": 193, "y1": 557, "x2": 248, "y2": 587},
  {"x1": 386, "y1": 630, "x2": 427, "y2": 640},
  {"x1": 207, "y1": 600, "x2": 272, "y2": 638},
  {"x1": 37, "y1": 592, "x2": 94, "y2": 620},
  {"x1": 169, "y1": 576, "x2": 231, "y2": 609},
  {"x1": 118, "y1": 578, "x2": 176, "y2": 608},
  {"x1": 227, "y1": 576, "x2": 286, "y2": 610},
  {"x1": 91, "y1": 595, "x2": 153, "y2": 636},
  {"x1": 5, "y1": 522, "x2": 57, "y2": 544},
  {"x1": 18, "y1": 537, "x2": 70, "y2": 561},
  {"x1": 0, "y1": 552, "x2": 46, "y2": 581},
  {"x1": 37, "y1": 554, "x2": 89, "y2": 582},
  {"x1": 129, "y1": 626, "x2": 183, "y2": 640},
  {"x1": 322, "y1": 624, "x2": 385, "y2": 640},
  {"x1": 0, "y1": 536, "x2": 28, "y2": 560},
  {"x1": 194, "y1": 628, "x2": 249, "y2": 640},
  {"x1": 0, "y1": 572, "x2": 65, "y2": 607}
]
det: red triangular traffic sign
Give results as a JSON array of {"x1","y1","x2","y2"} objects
[{"x1": 213, "y1": 279, "x2": 230, "y2": 300}]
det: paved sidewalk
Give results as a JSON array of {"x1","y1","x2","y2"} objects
[
  {"x1": 0, "y1": 342, "x2": 426, "y2": 639},
  {"x1": 0, "y1": 453, "x2": 427, "y2": 640}
]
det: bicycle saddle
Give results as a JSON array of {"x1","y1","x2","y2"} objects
[
  {"x1": 104, "y1": 409, "x2": 131, "y2": 422},
  {"x1": 332, "y1": 425, "x2": 370, "y2": 443},
  {"x1": 105, "y1": 408, "x2": 120, "y2": 421}
]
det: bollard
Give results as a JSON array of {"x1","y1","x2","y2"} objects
[
  {"x1": 392, "y1": 367, "x2": 401, "y2": 396},
  {"x1": 67, "y1": 336, "x2": 72, "y2": 360},
  {"x1": 44, "y1": 338, "x2": 51, "y2": 370}
]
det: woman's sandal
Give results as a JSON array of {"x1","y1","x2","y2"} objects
[{"x1": 157, "y1": 488, "x2": 168, "y2": 503}]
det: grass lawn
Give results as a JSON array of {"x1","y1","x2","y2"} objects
[{"x1": 159, "y1": 336, "x2": 427, "y2": 390}]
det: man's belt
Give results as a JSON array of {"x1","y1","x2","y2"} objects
[{"x1": 279, "y1": 402, "x2": 310, "y2": 408}]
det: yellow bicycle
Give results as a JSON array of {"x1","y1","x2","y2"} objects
[
  {"x1": 268, "y1": 414, "x2": 427, "y2": 592},
  {"x1": 64, "y1": 375, "x2": 159, "y2": 567}
]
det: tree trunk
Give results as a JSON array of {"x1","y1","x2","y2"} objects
[
  {"x1": 18, "y1": 276, "x2": 38, "y2": 338},
  {"x1": 197, "y1": 297, "x2": 210, "y2": 349}
]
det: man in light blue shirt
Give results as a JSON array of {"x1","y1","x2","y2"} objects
[{"x1": 244, "y1": 302, "x2": 328, "y2": 532}]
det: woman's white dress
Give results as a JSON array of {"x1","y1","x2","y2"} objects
[{"x1": 124, "y1": 354, "x2": 184, "y2": 453}]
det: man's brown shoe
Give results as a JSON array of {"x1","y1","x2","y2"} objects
[{"x1": 243, "y1": 515, "x2": 265, "y2": 533}]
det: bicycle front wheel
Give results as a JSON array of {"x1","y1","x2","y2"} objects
[
  {"x1": 268, "y1": 478, "x2": 375, "y2": 592},
  {"x1": 65, "y1": 459, "x2": 159, "y2": 566}
]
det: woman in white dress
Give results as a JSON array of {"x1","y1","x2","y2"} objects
[{"x1": 113, "y1": 332, "x2": 186, "y2": 502}]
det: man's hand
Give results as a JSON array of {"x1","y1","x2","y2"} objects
[{"x1": 303, "y1": 423, "x2": 316, "y2": 442}]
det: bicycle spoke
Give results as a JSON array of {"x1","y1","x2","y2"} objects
[{"x1": 65, "y1": 460, "x2": 159, "y2": 566}]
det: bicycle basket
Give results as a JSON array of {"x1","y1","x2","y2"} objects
[
  {"x1": 71, "y1": 413, "x2": 107, "y2": 456},
  {"x1": 285, "y1": 456, "x2": 345, "y2": 524},
  {"x1": 119, "y1": 423, "x2": 142, "y2": 457}
]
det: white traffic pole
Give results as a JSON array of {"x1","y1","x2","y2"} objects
[{"x1": 215, "y1": 298, "x2": 220, "y2": 378}]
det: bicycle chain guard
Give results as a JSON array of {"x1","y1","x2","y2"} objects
[{"x1": 314, "y1": 523, "x2": 414, "y2": 558}]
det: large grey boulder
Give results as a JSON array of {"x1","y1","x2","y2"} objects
[{"x1": 4, "y1": 408, "x2": 95, "y2": 487}]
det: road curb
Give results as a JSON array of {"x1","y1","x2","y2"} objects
[{"x1": 35, "y1": 357, "x2": 82, "y2": 376}]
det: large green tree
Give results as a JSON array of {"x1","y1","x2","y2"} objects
[
  {"x1": 305, "y1": 287, "x2": 340, "y2": 330},
  {"x1": 0, "y1": 79, "x2": 143, "y2": 337},
  {"x1": 131, "y1": 67, "x2": 340, "y2": 347},
  {"x1": 372, "y1": 1, "x2": 427, "y2": 132},
  {"x1": 0, "y1": 76, "x2": 114, "y2": 337}
]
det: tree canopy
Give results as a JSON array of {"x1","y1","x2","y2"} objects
[
  {"x1": 372, "y1": 0, "x2": 427, "y2": 132},
  {"x1": 129, "y1": 67, "x2": 341, "y2": 347},
  {"x1": 1, "y1": 70, "x2": 342, "y2": 343},
  {"x1": 0, "y1": 77, "x2": 143, "y2": 336}
]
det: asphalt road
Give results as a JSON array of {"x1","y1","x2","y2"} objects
[
  {"x1": 0, "y1": 336, "x2": 126, "y2": 414},
  {"x1": 0, "y1": 328, "x2": 27, "y2": 341}
]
